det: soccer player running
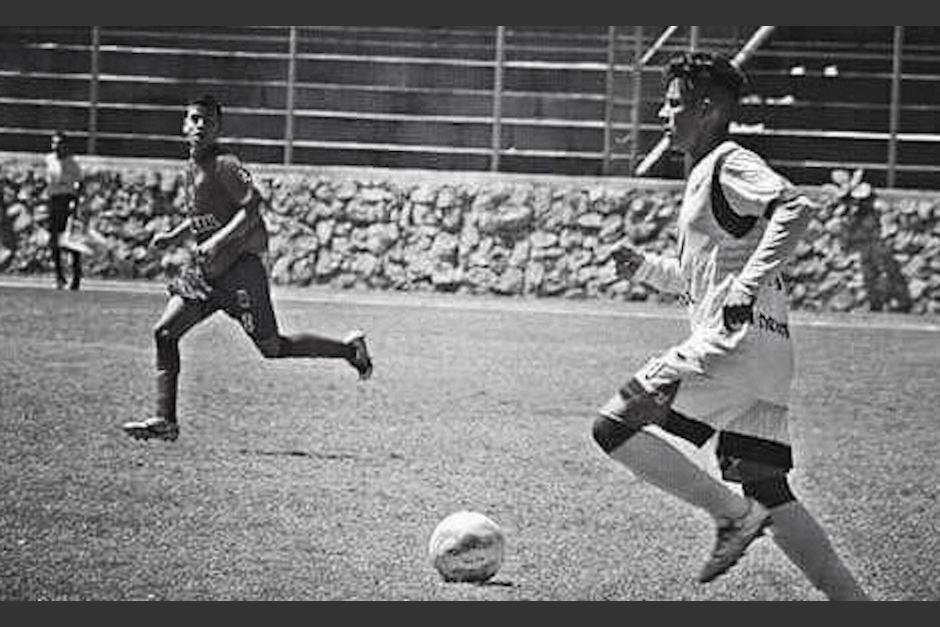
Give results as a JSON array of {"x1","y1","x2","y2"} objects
[
  {"x1": 591, "y1": 52, "x2": 869, "y2": 600},
  {"x1": 121, "y1": 95, "x2": 373, "y2": 443}
]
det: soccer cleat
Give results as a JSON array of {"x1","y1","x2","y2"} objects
[
  {"x1": 698, "y1": 498, "x2": 772, "y2": 584},
  {"x1": 344, "y1": 329, "x2": 373, "y2": 381},
  {"x1": 121, "y1": 417, "x2": 180, "y2": 442}
]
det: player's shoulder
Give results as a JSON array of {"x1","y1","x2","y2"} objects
[
  {"x1": 719, "y1": 141, "x2": 770, "y2": 172},
  {"x1": 719, "y1": 141, "x2": 792, "y2": 187},
  {"x1": 211, "y1": 146, "x2": 244, "y2": 168},
  {"x1": 210, "y1": 146, "x2": 253, "y2": 179}
]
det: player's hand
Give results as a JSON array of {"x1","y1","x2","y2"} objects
[
  {"x1": 608, "y1": 238, "x2": 645, "y2": 279},
  {"x1": 722, "y1": 282, "x2": 755, "y2": 332},
  {"x1": 195, "y1": 240, "x2": 217, "y2": 260}
]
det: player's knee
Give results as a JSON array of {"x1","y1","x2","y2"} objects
[
  {"x1": 255, "y1": 335, "x2": 283, "y2": 359},
  {"x1": 593, "y1": 378, "x2": 672, "y2": 453},
  {"x1": 743, "y1": 474, "x2": 796, "y2": 509},
  {"x1": 591, "y1": 415, "x2": 641, "y2": 454},
  {"x1": 717, "y1": 431, "x2": 796, "y2": 509},
  {"x1": 597, "y1": 378, "x2": 675, "y2": 425}
]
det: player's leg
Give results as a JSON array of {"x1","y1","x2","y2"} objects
[
  {"x1": 718, "y1": 425, "x2": 870, "y2": 600},
  {"x1": 69, "y1": 250, "x2": 82, "y2": 290},
  {"x1": 49, "y1": 197, "x2": 67, "y2": 289},
  {"x1": 122, "y1": 294, "x2": 215, "y2": 441},
  {"x1": 592, "y1": 347, "x2": 765, "y2": 528},
  {"x1": 220, "y1": 255, "x2": 373, "y2": 379},
  {"x1": 765, "y1": 501, "x2": 870, "y2": 600},
  {"x1": 592, "y1": 341, "x2": 774, "y2": 584}
]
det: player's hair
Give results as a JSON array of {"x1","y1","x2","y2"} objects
[
  {"x1": 186, "y1": 94, "x2": 223, "y2": 121},
  {"x1": 51, "y1": 130, "x2": 67, "y2": 141},
  {"x1": 664, "y1": 51, "x2": 747, "y2": 108}
]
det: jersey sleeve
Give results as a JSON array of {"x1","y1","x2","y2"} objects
[
  {"x1": 723, "y1": 149, "x2": 815, "y2": 297},
  {"x1": 216, "y1": 154, "x2": 255, "y2": 207},
  {"x1": 719, "y1": 148, "x2": 799, "y2": 218}
]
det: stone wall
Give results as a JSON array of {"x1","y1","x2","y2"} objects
[{"x1": 3, "y1": 152, "x2": 939, "y2": 314}]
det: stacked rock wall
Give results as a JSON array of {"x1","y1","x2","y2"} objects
[{"x1": 3, "y1": 153, "x2": 939, "y2": 314}]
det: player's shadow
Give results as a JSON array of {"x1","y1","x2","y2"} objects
[
  {"x1": 445, "y1": 579, "x2": 517, "y2": 589},
  {"x1": 236, "y1": 448, "x2": 359, "y2": 461},
  {"x1": 476, "y1": 579, "x2": 516, "y2": 588}
]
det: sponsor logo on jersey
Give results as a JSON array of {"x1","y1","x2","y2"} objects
[
  {"x1": 756, "y1": 312, "x2": 790, "y2": 339},
  {"x1": 190, "y1": 213, "x2": 222, "y2": 235}
]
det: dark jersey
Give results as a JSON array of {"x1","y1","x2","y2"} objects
[{"x1": 186, "y1": 145, "x2": 268, "y2": 256}]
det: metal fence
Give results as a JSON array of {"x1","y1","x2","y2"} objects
[{"x1": 1, "y1": 26, "x2": 938, "y2": 189}]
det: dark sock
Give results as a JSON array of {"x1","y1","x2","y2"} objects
[
  {"x1": 71, "y1": 252, "x2": 82, "y2": 289},
  {"x1": 278, "y1": 333, "x2": 353, "y2": 359},
  {"x1": 155, "y1": 370, "x2": 178, "y2": 423},
  {"x1": 52, "y1": 246, "x2": 65, "y2": 285}
]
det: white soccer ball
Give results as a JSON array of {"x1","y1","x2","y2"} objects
[{"x1": 428, "y1": 510, "x2": 505, "y2": 583}]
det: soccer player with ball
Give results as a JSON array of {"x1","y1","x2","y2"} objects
[
  {"x1": 591, "y1": 52, "x2": 869, "y2": 600},
  {"x1": 121, "y1": 95, "x2": 374, "y2": 443}
]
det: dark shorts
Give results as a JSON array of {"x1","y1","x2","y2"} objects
[
  {"x1": 213, "y1": 253, "x2": 279, "y2": 342},
  {"x1": 174, "y1": 253, "x2": 279, "y2": 343},
  {"x1": 49, "y1": 194, "x2": 77, "y2": 236}
]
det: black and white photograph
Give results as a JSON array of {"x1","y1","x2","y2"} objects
[{"x1": 0, "y1": 25, "x2": 937, "y2": 602}]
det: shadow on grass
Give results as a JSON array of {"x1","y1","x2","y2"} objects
[
  {"x1": 441, "y1": 579, "x2": 518, "y2": 589},
  {"x1": 236, "y1": 448, "x2": 359, "y2": 461}
]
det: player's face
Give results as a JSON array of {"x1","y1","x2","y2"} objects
[
  {"x1": 51, "y1": 135, "x2": 65, "y2": 156},
  {"x1": 658, "y1": 78, "x2": 701, "y2": 153},
  {"x1": 182, "y1": 104, "x2": 220, "y2": 150}
]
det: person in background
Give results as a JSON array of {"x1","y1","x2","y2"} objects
[
  {"x1": 120, "y1": 95, "x2": 374, "y2": 443},
  {"x1": 45, "y1": 131, "x2": 84, "y2": 290}
]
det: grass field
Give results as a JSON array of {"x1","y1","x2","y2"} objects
[{"x1": 1, "y1": 277, "x2": 938, "y2": 601}]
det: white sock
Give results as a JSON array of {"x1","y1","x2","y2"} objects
[
  {"x1": 611, "y1": 430, "x2": 749, "y2": 521},
  {"x1": 769, "y1": 500, "x2": 871, "y2": 600}
]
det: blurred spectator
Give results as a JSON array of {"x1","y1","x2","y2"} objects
[
  {"x1": 45, "y1": 131, "x2": 84, "y2": 290},
  {"x1": 830, "y1": 169, "x2": 912, "y2": 312}
]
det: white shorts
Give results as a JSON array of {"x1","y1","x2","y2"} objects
[{"x1": 633, "y1": 319, "x2": 795, "y2": 447}]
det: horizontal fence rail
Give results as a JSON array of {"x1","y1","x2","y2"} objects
[{"x1": 0, "y1": 26, "x2": 938, "y2": 188}]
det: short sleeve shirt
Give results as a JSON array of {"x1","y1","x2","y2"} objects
[{"x1": 187, "y1": 146, "x2": 268, "y2": 254}]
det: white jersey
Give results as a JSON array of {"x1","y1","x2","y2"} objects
[
  {"x1": 45, "y1": 152, "x2": 82, "y2": 197},
  {"x1": 632, "y1": 140, "x2": 811, "y2": 405}
]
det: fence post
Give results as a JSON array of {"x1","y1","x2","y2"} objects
[
  {"x1": 490, "y1": 26, "x2": 506, "y2": 172},
  {"x1": 685, "y1": 26, "x2": 700, "y2": 176},
  {"x1": 283, "y1": 26, "x2": 298, "y2": 165},
  {"x1": 602, "y1": 26, "x2": 617, "y2": 175},
  {"x1": 887, "y1": 25, "x2": 904, "y2": 189},
  {"x1": 87, "y1": 26, "x2": 100, "y2": 155},
  {"x1": 629, "y1": 26, "x2": 644, "y2": 174}
]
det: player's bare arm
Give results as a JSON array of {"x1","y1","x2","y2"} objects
[
  {"x1": 609, "y1": 237, "x2": 685, "y2": 295},
  {"x1": 151, "y1": 218, "x2": 194, "y2": 249},
  {"x1": 195, "y1": 188, "x2": 263, "y2": 261}
]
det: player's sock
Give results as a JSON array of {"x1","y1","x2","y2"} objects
[
  {"x1": 155, "y1": 370, "x2": 178, "y2": 423},
  {"x1": 277, "y1": 333, "x2": 354, "y2": 359},
  {"x1": 768, "y1": 500, "x2": 870, "y2": 600},
  {"x1": 52, "y1": 247, "x2": 65, "y2": 287},
  {"x1": 70, "y1": 252, "x2": 82, "y2": 289},
  {"x1": 610, "y1": 431, "x2": 750, "y2": 522}
]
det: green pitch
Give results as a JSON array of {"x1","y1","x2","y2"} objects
[{"x1": 0, "y1": 280, "x2": 937, "y2": 601}]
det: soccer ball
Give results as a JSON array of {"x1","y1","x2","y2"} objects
[{"x1": 428, "y1": 510, "x2": 505, "y2": 583}]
